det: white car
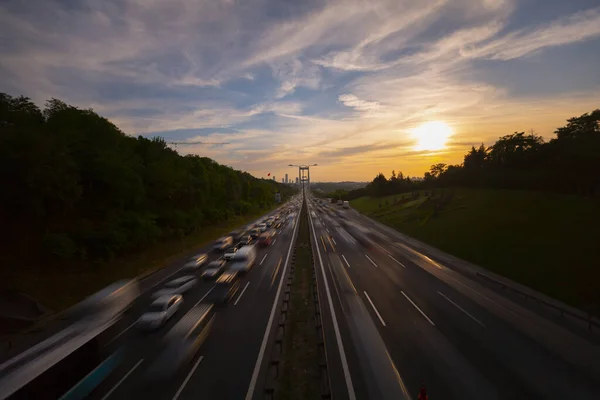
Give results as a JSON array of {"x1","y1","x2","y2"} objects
[
  {"x1": 223, "y1": 247, "x2": 238, "y2": 261},
  {"x1": 257, "y1": 223, "x2": 267, "y2": 232},
  {"x1": 153, "y1": 276, "x2": 197, "y2": 298},
  {"x1": 137, "y1": 295, "x2": 183, "y2": 330},
  {"x1": 183, "y1": 253, "x2": 208, "y2": 270}
]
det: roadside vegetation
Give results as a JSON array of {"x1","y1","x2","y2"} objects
[
  {"x1": 0, "y1": 93, "x2": 295, "y2": 309},
  {"x1": 345, "y1": 109, "x2": 600, "y2": 313}
]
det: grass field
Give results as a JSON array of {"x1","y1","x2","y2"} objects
[
  {"x1": 351, "y1": 188, "x2": 600, "y2": 312},
  {"x1": 10, "y1": 208, "x2": 277, "y2": 312}
]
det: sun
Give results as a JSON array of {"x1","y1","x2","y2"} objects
[{"x1": 411, "y1": 121, "x2": 454, "y2": 151}]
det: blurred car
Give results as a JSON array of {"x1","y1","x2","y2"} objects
[
  {"x1": 201, "y1": 259, "x2": 227, "y2": 279},
  {"x1": 257, "y1": 223, "x2": 267, "y2": 232},
  {"x1": 206, "y1": 271, "x2": 241, "y2": 304},
  {"x1": 258, "y1": 230, "x2": 274, "y2": 246},
  {"x1": 212, "y1": 236, "x2": 233, "y2": 252},
  {"x1": 152, "y1": 276, "x2": 197, "y2": 298},
  {"x1": 249, "y1": 227, "x2": 261, "y2": 239},
  {"x1": 223, "y1": 246, "x2": 239, "y2": 261},
  {"x1": 145, "y1": 304, "x2": 215, "y2": 381},
  {"x1": 137, "y1": 295, "x2": 183, "y2": 330},
  {"x1": 238, "y1": 235, "x2": 252, "y2": 245},
  {"x1": 228, "y1": 245, "x2": 257, "y2": 274},
  {"x1": 183, "y1": 253, "x2": 208, "y2": 270}
]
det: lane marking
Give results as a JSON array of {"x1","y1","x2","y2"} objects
[
  {"x1": 245, "y1": 205, "x2": 301, "y2": 400},
  {"x1": 109, "y1": 319, "x2": 137, "y2": 344},
  {"x1": 331, "y1": 237, "x2": 337, "y2": 245},
  {"x1": 259, "y1": 254, "x2": 268, "y2": 266},
  {"x1": 100, "y1": 359, "x2": 144, "y2": 400},
  {"x1": 271, "y1": 257, "x2": 283, "y2": 288},
  {"x1": 364, "y1": 292, "x2": 386, "y2": 327},
  {"x1": 388, "y1": 254, "x2": 406, "y2": 268},
  {"x1": 320, "y1": 236, "x2": 328, "y2": 252},
  {"x1": 309, "y1": 205, "x2": 356, "y2": 400},
  {"x1": 172, "y1": 356, "x2": 204, "y2": 400},
  {"x1": 234, "y1": 282, "x2": 251, "y2": 306},
  {"x1": 326, "y1": 235, "x2": 336, "y2": 251},
  {"x1": 401, "y1": 291, "x2": 435, "y2": 326},
  {"x1": 193, "y1": 285, "x2": 216, "y2": 307},
  {"x1": 365, "y1": 254, "x2": 378, "y2": 268},
  {"x1": 437, "y1": 291, "x2": 486, "y2": 328},
  {"x1": 272, "y1": 238, "x2": 277, "y2": 245},
  {"x1": 326, "y1": 227, "x2": 330, "y2": 233},
  {"x1": 341, "y1": 254, "x2": 351, "y2": 268}
]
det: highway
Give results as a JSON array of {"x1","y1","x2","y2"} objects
[
  {"x1": 306, "y1": 195, "x2": 600, "y2": 399},
  {"x1": 83, "y1": 201, "x2": 302, "y2": 400},
  {"x1": 6, "y1": 193, "x2": 600, "y2": 400}
]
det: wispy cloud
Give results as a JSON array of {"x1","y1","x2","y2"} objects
[{"x1": 1, "y1": 0, "x2": 599, "y2": 180}]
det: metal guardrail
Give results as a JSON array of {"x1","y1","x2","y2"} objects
[{"x1": 475, "y1": 272, "x2": 599, "y2": 331}]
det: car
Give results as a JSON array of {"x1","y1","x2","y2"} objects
[
  {"x1": 137, "y1": 295, "x2": 183, "y2": 330},
  {"x1": 257, "y1": 223, "x2": 267, "y2": 232},
  {"x1": 223, "y1": 246, "x2": 239, "y2": 261},
  {"x1": 213, "y1": 236, "x2": 233, "y2": 252},
  {"x1": 152, "y1": 276, "x2": 197, "y2": 298},
  {"x1": 249, "y1": 228, "x2": 261, "y2": 239},
  {"x1": 238, "y1": 235, "x2": 252, "y2": 245},
  {"x1": 228, "y1": 245, "x2": 257, "y2": 274},
  {"x1": 183, "y1": 253, "x2": 208, "y2": 270},
  {"x1": 258, "y1": 230, "x2": 274, "y2": 246},
  {"x1": 206, "y1": 271, "x2": 241, "y2": 304},
  {"x1": 145, "y1": 304, "x2": 215, "y2": 381},
  {"x1": 201, "y1": 259, "x2": 227, "y2": 279}
]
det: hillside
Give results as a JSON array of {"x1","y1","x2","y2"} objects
[{"x1": 351, "y1": 188, "x2": 600, "y2": 311}]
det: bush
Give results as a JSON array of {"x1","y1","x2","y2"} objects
[{"x1": 43, "y1": 233, "x2": 79, "y2": 260}]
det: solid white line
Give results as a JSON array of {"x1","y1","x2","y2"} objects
[
  {"x1": 401, "y1": 291, "x2": 435, "y2": 326},
  {"x1": 193, "y1": 285, "x2": 216, "y2": 307},
  {"x1": 388, "y1": 254, "x2": 406, "y2": 268},
  {"x1": 172, "y1": 356, "x2": 204, "y2": 400},
  {"x1": 341, "y1": 254, "x2": 351, "y2": 268},
  {"x1": 365, "y1": 254, "x2": 378, "y2": 268},
  {"x1": 438, "y1": 291, "x2": 486, "y2": 328},
  {"x1": 109, "y1": 319, "x2": 137, "y2": 344},
  {"x1": 245, "y1": 204, "x2": 301, "y2": 400},
  {"x1": 309, "y1": 206, "x2": 356, "y2": 400},
  {"x1": 364, "y1": 292, "x2": 386, "y2": 327},
  {"x1": 331, "y1": 237, "x2": 337, "y2": 245},
  {"x1": 100, "y1": 359, "x2": 144, "y2": 400},
  {"x1": 259, "y1": 254, "x2": 268, "y2": 265},
  {"x1": 234, "y1": 282, "x2": 251, "y2": 306}
]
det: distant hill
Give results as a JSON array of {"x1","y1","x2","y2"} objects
[{"x1": 310, "y1": 181, "x2": 367, "y2": 193}]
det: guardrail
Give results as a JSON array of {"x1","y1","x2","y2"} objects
[{"x1": 475, "y1": 272, "x2": 599, "y2": 331}]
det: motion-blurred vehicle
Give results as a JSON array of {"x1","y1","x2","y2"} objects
[
  {"x1": 145, "y1": 304, "x2": 215, "y2": 381},
  {"x1": 137, "y1": 295, "x2": 183, "y2": 330},
  {"x1": 201, "y1": 259, "x2": 227, "y2": 279},
  {"x1": 249, "y1": 227, "x2": 262, "y2": 239},
  {"x1": 238, "y1": 235, "x2": 252, "y2": 245},
  {"x1": 152, "y1": 276, "x2": 197, "y2": 298},
  {"x1": 213, "y1": 236, "x2": 233, "y2": 252},
  {"x1": 343, "y1": 201, "x2": 350, "y2": 209},
  {"x1": 257, "y1": 223, "x2": 267, "y2": 232},
  {"x1": 223, "y1": 246, "x2": 239, "y2": 261},
  {"x1": 207, "y1": 271, "x2": 241, "y2": 304},
  {"x1": 258, "y1": 230, "x2": 274, "y2": 246},
  {"x1": 228, "y1": 245, "x2": 257, "y2": 273},
  {"x1": 183, "y1": 253, "x2": 208, "y2": 270}
]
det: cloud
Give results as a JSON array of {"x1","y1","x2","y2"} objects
[
  {"x1": 338, "y1": 94, "x2": 381, "y2": 112},
  {"x1": 460, "y1": 7, "x2": 600, "y2": 60},
  {"x1": 1, "y1": 0, "x2": 599, "y2": 181}
]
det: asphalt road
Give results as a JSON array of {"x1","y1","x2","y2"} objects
[
  {"x1": 88, "y1": 201, "x2": 302, "y2": 400},
  {"x1": 306, "y1": 196, "x2": 600, "y2": 400}
]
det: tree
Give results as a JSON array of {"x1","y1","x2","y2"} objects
[{"x1": 429, "y1": 163, "x2": 447, "y2": 179}]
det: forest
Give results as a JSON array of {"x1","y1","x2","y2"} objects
[
  {"x1": 0, "y1": 93, "x2": 294, "y2": 269},
  {"x1": 344, "y1": 109, "x2": 600, "y2": 200}
]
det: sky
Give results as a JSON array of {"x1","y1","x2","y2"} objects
[{"x1": 1, "y1": 0, "x2": 599, "y2": 181}]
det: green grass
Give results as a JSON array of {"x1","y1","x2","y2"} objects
[
  {"x1": 351, "y1": 189, "x2": 600, "y2": 312},
  {"x1": 11, "y1": 208, "x2": 276, "y2": 312},
  {"x1": 276, "y1": 202, "x2": 321, "y2": 400}
]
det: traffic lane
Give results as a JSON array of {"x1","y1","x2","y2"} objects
[
  {"x1": 334, "y1": 237, "x2": 600, "y2": 399},
  {"x1": 93, "y1": 219, "x2": 299, "y2": 399},
  {"x1": 176, "y1": 215, "x2": 300, "y2": 399},
  {"x1": 311, "y1": 220, "x2": 470, "y2": 399}
]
